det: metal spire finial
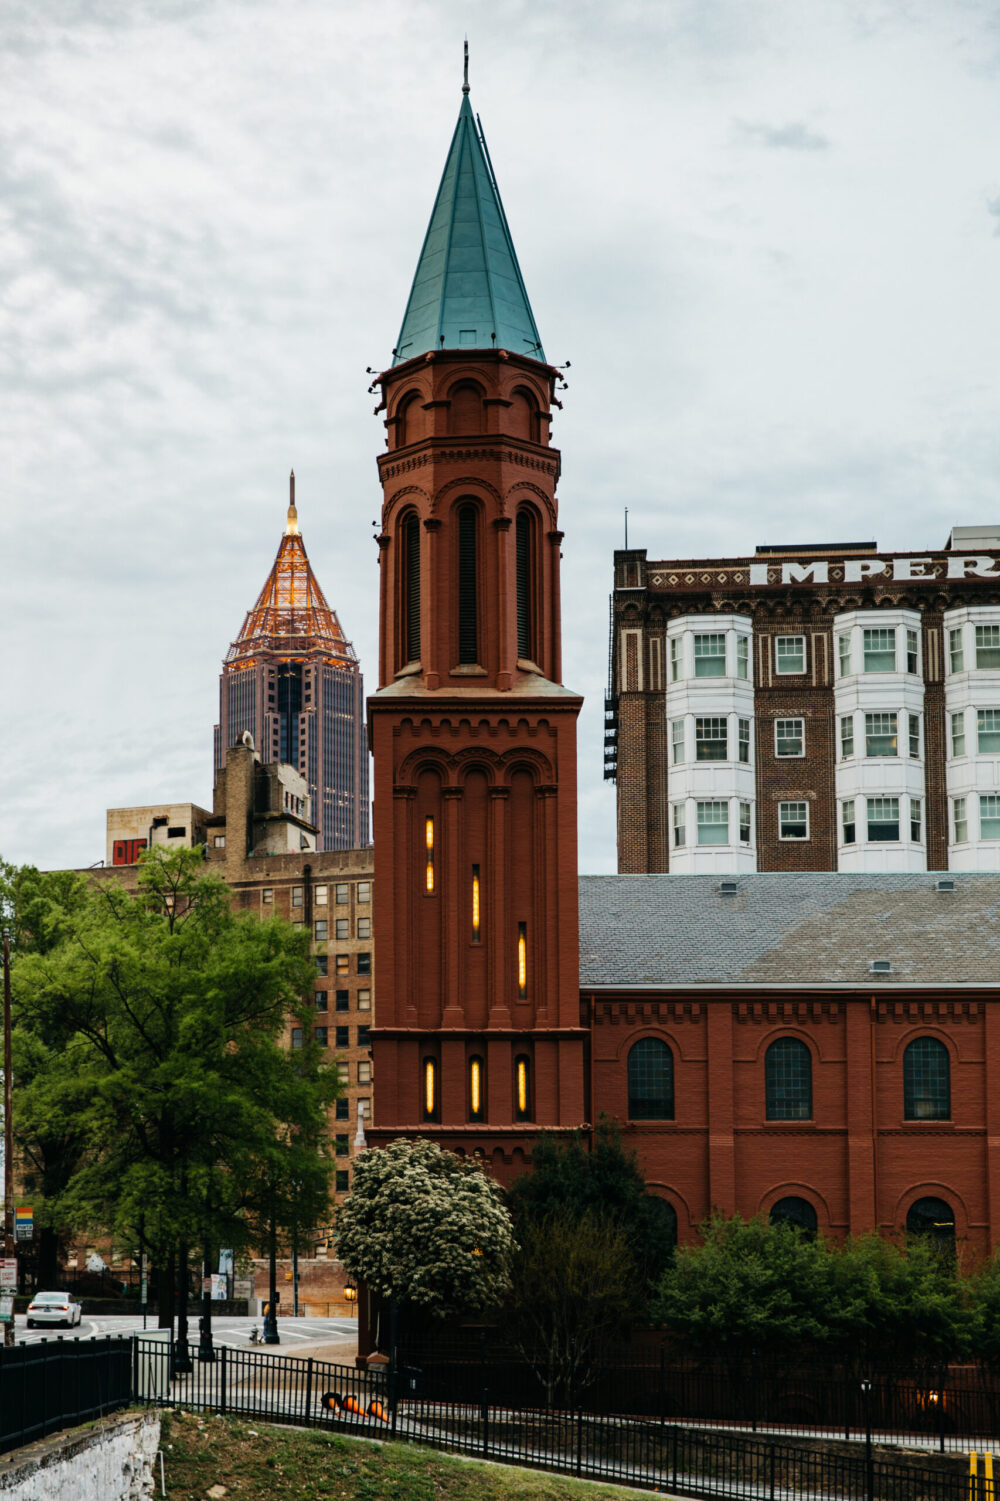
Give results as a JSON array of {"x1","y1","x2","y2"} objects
[
  {"x1": 286, "y1": 469, "x2": 299, "y2": 535},
  {"x1": 462, "y1": 38, "x2": 469, "y2": 94}
]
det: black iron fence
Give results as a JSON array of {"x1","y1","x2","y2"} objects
[
  {"x1": 398, "y1": 1345, "x2": 1000, "y2": 1452},
  {"x1": 0, "y1": 1336, "x2": 132, "y2": 1455},
  {"x1": 127, "y1": 1338, "x2": 973, "y2": 1500}
]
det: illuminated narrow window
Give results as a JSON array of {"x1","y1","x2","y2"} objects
[
  {"x1": 517, "y1": 922, "x2": 527, "y2": 998},
  {"x1": 469, "y1": 1055, "x2": 485, "y2": 1122},
  {"x1": 423, "y1": 1058, "x2": 438, "y2": 1121},
  {"x1": 515, "y1": 1054, "x2": 531, "y2": 1120},
  {"x1": 425, "y1": 816, "x2": 435, "y2": 893},
  {"x1": 471, "y1": 865, "x2": 481, "y2": 942}
]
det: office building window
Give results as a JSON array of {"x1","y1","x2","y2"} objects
[
  {"x1": 867, "y1": 796, "x2": 900, "y2": 842},
  {"x1": 775, "y1": 636, "x2": 805, "y2": 674},
  {"x1": 737, "y1": 635, "x2": 749, "y2": 680},
  {"x1": 335, "y1": 1171, "x2": 349, "y2": 1193},
  {"x1": 335, "y1": 1134, "x2": 349, "y2": 1157},
  {"x1": 336, "y1": 1061, "x2": 349, "y2": 1084},
  {"x1": 840, "y1": 715, "x2": 854, "y2": 759},
  {"x1": 779, "y1": 802, "x2": 808, "y2": 840},
  {"x1": 335, "y1": 955, "x2": 349, "y2": 975},
  {"x1": 739, "y1": 802, "x2": 752, "y2": 844},
  {"x1": 903, "y1": 1037, "x2": 950, "y2": 1120},
  {"x1": 697, "y1": 801, "x2": 729, "y2": 845},
  {"x1": 696, "y1": 716, "x2": 728, "y2": 760},
  {"x1": 357, "y1": 988, "x2": 371, "y2": 1011},
  {"x1": 291, "y1": 1028, "x2": 303, "y2": 1050},
  {"x1": 953, "y1": 795, "x2": 968, "y2": 843},
  {"x1": 335, "y1": 989, "x2": 349, "y2": 1012},
  {"x1": 841, "y1": 800, "x2": 856, "y2": 844},
  {"x1": 335, "y1": 1098, "x2": 349, "y2": 1121},
  {"x1": 949, "y1": 628, "x2": 965, "y2": 674},
  {"x1": 951, "y1": 711, "x2": 966, "y2": 758},
  {"x1": 357, "y1": 1026, "x2": 370, "y2": 1047},
  {"x1": 314, "y1": 1026, "x2": 328, "y2": 1046},
  {"x1": 336, "y1": 1026, "x2": 349, "y2": 1048},
  {"x1": 335, "y1": 883, "x2": 349, "y2": 904},
  {"x1": 738, "y1": 718, "x2": 751, "y2": 764},
  {"x1": 978, "y1": 709, "x2": 1000, "y2": 754},
  {"x1": 357, "y1": 917, "x2": 371, "y2": 939},
  {"x1": 906, "y1": 628, "x2": 919, "y2": 674},
  {"x1": 865, "y1": 712, "x2": 897, "y2": 757},
  {"x1": 315, "y1": 955, "x2": 328, "y2": 977},
  {"x1": 976, "y1": 624, "x2": 1000, "y2": 669},
  {"x1": 315, "y1": 992, "x2": 328, "y2": 1012},
  {"x1": 775, "y1": 718, "x2": 804, "y2": 757},
  {"x1": 670, "y1": 636, "x2": 681, "y2": 681},
  {"x1": 358, "y1": 1060, "x2": 372, "y2": 1084},
  {"x1": 262, "y1": 888, "x2": 273, "y2": 904},
  {"x1": 292, "y1": 886, "x2": 303, "y2": 908},
  {"x1": 694, "y1": 632, "x2": 726, "y2": 677},
  {"x1": 910, "y1": 798, "x2": 922, "y2": 842},
  {"x1": 670, "y1": 718, "x2": 684, "y2": 765},
  {"x1": 358, "y1": 952, "x2": 371, "y2": 975},
  {"x1": 908, "y1": 713, "x2": 920, "y2": 758},
  {"x1": 314, "y1": 885, "x2": 327, "y2": 905},
  {"x1": 357, "y1": 882, "x2": 371, "y2": 904},
  {"x1": 837, "y1": 634, "x2": 851, "y2": 677},
  {"x1": 314, "y1": 920, "x2": 328, "y2": 941},
  {"x1": 335, "y1": 918, "x2": 349, "y2": 939},
  {"x1": 765, "y1": 1037, "x2": 812, "y2": 1120},
  {"x1": 672, "y1": 803, "x2": 685, "y2": 848},
  {"x1": 863, "y1": 627, "x2": 895, "y2": 672},
  {"x1": 981, "y1": 794, "x2": 1000, "y2": 840}
]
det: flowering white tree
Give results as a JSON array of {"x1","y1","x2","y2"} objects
[{"x1": 336, "y1": 1139, "x2": 514, "y2": 1316}]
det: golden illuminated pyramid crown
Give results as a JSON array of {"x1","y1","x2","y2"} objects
[{"x1": 225, "y1": 473, "x2": 357, "y2": 669}]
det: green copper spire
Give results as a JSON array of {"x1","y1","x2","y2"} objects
[{"x1": 392, "y1": 80, "x2": 545, "y2": 366}]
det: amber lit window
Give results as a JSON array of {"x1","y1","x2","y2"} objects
[
  {"x1": 425, "y1": 816, "x2": 435, "y2": 892},
  {"x1": 472, "y1": 865, "x2": 481, "y2": 942},
  {"x1": 514, "y1": 1054, "x2": 531, "y2": 1121},
  {"x1": 423, "y1": 1058, "x2": 438, "y2": 1121},
  {"x1": 517, "y1": 922, "x2": 527, "y2": 999},
  {"x1": 469, "y1": 1055, "x2": 485, "y2": 1122}
]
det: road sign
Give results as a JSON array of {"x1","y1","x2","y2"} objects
[
  {"x1": 0, "y1": 1297, "x2": 12, "y2": 1323},
  {"x1": 14, "y1": 1207, "x2": 32, "y2": 1242},
  {"x1": 0, "y1": 1259, "x2": 16, "y2": 1290}
]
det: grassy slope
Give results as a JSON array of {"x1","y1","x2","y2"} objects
[{"x1": 160, "y1": 1410, "x2": 654, "y2": 1500}]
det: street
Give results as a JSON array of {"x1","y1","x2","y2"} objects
[{"x1": 10, "y1": 1313, "x2": 358, "y2": 1349}]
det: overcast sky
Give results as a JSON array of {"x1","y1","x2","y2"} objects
[{"x1": 3, "y1": 0, "x2": 999, "y2": 875}]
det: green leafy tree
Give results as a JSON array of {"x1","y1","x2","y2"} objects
[
  {"x1": 829, "y1": 1233, "x2": 973, "y2": 1372},
  {"x1": 508, "y1": 1117, "x2": 676, "y2": 1298},
  {"x1": 11, "y1": 847, "x2": 337, "y2": 1318},
  {"x1": 653, "y1": 1213, "x2": 833, "y2": 1365},
  {"x1": 336, "y1": 1138, "x2": 514, "y2": 1320},
  {"x1": 510, "y1": 1210, "x2": 640, "y2": 1405}
]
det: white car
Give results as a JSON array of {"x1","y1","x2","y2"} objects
[{"x1": 26, "y1": 1291, "x2": 83, "y2": 1328}]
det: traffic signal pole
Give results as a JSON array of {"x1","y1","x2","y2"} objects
[{"x1": 3, "y1": 930, "x2": 15, "y2": 1347}]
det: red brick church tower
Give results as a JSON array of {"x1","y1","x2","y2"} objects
[{"x1": 367, "y1": 66, "x2": 586, "y2": 1177}]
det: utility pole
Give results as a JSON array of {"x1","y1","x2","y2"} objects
[{"x1": 3, "y1": 929, "x2": 15, "y2": 1347}]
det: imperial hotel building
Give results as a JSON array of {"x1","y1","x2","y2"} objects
[{"x1": 608, "y1": 526, "x2": 1000, "y2": 874}]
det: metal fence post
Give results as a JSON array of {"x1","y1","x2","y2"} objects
[
  {"x1": 659, "y1": 1346, "x2": 666, "y2": 1430},
  {"x1": 303, "y1": 1357, "x2": 312, "y2": 1428},
  {"x1": 769, "y1": 1441, "x2": 776, "y2": 1501},
  {"x1": 937, "y1": 1367, "x2": 946, "y2": 1455},
  {"x1": 576, "y1": 1402, "x2": 583, "y2": 1478},
  {"x1": 220, "y1": 1345, "x2": 227, "y2": 1417}
]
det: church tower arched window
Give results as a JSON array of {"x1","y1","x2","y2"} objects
[
  {"x1": 400, "y1": 512, "x2": 421, "y2": 667},
  {"x1": 457, "y1": 503, "x2": 479, "y2": 664}
]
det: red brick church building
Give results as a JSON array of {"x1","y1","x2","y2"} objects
[{"x1": 367, "y1": 70, "x2": 1000, "y2": 1263}]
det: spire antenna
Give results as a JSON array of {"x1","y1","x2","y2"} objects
[
  {"x1": 286, "y1": 469, "x2": 299, "y2": 536},
  {"x1": 462, "y1": 38, "x2": 469, "y2": 94}
]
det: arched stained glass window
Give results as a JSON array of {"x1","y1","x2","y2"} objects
[
  {"x1": 903, "y1": 1037, "x2": 950, "y2": 1120},
  {"x1": 627, "y1": 1039, "x2": 674, "y2": 1120},
  {"x1": 769, "y1": 1197, "x2": 818, "y2": 1237},
  {"x1": 765, "y1": 1038, "x2": 812, "y2": 1121}
]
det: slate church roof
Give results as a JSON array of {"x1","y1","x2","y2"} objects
[{"x1": 578, "y1": 873, "x2": 1000, "y2": 988}]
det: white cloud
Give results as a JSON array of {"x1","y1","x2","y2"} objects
[{"x1": 2, "y1": 0, "x2": 1000, "y2": 878}]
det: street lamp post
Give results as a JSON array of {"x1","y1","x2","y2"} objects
[{"x1": 3, "y1": 929, "x2": 14, "y2": 1348}]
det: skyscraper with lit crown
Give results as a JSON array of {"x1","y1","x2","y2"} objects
[{"x1": 214, "y1": 475, "x2": 369, "y2": 851}]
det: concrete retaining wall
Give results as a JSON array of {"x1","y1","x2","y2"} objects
[{"x1": 0, "y1": 1412, "x2": 160, "y2": 1501}]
